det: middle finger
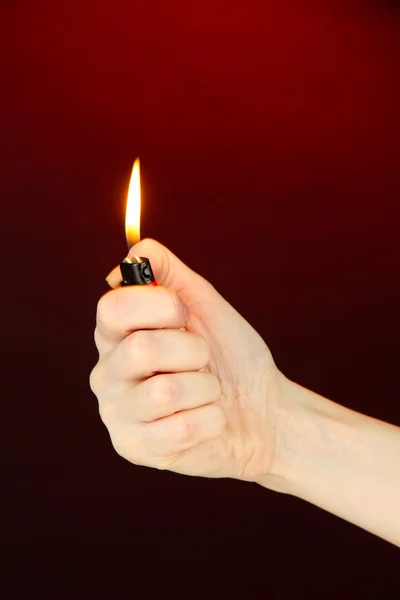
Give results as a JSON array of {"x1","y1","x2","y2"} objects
[{"x1": 101, "y1": 328, "x2": 210, "y2": 383}]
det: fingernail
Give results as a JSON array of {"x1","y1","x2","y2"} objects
[{"x1": 105, "y1": 266, "x2": 119, "y2": 286}]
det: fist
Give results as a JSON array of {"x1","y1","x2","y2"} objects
[{"x1": 90, "y1": 239, "x2": 285, "y2": 484}]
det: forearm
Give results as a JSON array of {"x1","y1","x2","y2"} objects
[{"x1": 265, "y1": 376, "x2": 400, "y2": 547}]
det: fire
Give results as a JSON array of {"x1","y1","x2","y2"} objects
[{"x1": 125, "y1": 158, "x2": 141, "y2": 249}]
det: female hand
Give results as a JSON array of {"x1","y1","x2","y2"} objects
[{"x1": 90, "y1": 239, "x2": 287, "y2": 486}]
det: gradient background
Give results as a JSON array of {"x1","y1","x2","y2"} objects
[{"x1": 1, "y1": 0, "x2": 399, "y2": 594}]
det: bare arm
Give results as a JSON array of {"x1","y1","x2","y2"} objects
[
  {"x1": 260, "y1": 377, "x2": 400, "y2": 547},
  {"x1": 94, "y1": 239, "x2": 400, "y2": 549}
]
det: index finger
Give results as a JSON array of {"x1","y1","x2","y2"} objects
[{"x1": 95, "y1": 285, "x2": 190, "y2": 355}]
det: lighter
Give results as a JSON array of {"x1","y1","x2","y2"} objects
[
  {"x1": 120, "y1": 256, "x2": 158, "y2": 286},
  {"x1": 119, "y1": 158, "x2": 158, "y2": 287}
]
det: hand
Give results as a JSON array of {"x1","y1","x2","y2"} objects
[{"x1": 90, "y1": 239, "x2": 287, "y2": 485}]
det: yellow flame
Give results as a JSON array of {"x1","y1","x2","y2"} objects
[{"x1": 125, "y1": 158, "x2": 141, "y2": 248}]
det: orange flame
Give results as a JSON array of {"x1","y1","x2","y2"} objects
[{"x1": 125, "y1": 158, "x2": 141, "y2": 249}]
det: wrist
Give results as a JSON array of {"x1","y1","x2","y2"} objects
[
  {"x1": 257, "y1": 373, "x2": 400, "y2": 546},
  {"x1": 256, "y1": 374, "x2": 339, "y2": 494}
]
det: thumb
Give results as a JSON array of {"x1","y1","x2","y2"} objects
[
  {"x1": 105, "y1": 239, "x2": 258, "y2": 363},
  {"x1": 105, "y1": 238, "x2": 208, "y2": 298}
]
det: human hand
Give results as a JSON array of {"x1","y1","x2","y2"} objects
[{"x1": 90, "y1": 239, "x2": 287, "y2": 485}]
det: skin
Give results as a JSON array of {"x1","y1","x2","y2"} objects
[{"x1": 90, "y1": 238, "x2": 400, "y2": 547}]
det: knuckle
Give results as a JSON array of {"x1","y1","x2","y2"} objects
[
  {"x1": 109, "y1": 432, "x2": 131, "y2": 461},
  {"x1": 93, "y1": 328, "x2": 102, "y2": 350},
  {"x1": 96, "y1": 291, "x2": 115, "y2": 332},
  {"x1": 173, "y1": 413, "x2": 194, "y2": 443},
  {"x1": 108, "y1": 426, "x2": 142, "y2": 465},
  {"x1": 152, "y1": 376, "x2": 179, "y2": 410},
  {"x1": 125, "y1": 330, "x2": 156, "y2": 369},
  {"x1": 89, "y1": 364, "x2": 103, "y2": 395},
  {"x1": 98, "y1": 401, "x2": 115, "y2": 425}
]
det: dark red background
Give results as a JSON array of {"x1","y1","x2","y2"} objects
[{"x1": 1, "y1": 0, "x2": 399, "y2": 593}]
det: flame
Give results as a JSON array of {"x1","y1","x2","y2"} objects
[{"x1": 125, "y1": 158, "x2": 141, "y2": 249}]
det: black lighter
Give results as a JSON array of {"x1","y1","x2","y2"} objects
[{"x1": 120, "y1": 255, "x2": 158, "y2": 287}]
